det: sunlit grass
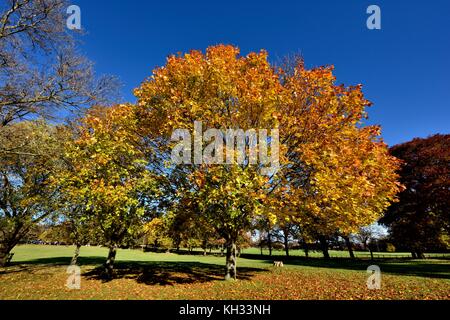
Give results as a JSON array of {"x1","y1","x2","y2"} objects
[{"x1": 0, "y1": 245, "x2": 448, "y2": 300}]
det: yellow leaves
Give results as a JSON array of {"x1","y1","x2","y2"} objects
[
  {"x1": 271, "y1": 111, "x2": 281, "y2": 121},
  {"x1": 143, "y1": 217, "x2": 165, "y2": 234},
  {"x1": 128, "y1": 44, "x2": 403, "y2": 239},
  {"x1": 135, "y1": 45, "x2": 282, "y2": 138},
  {"x1": 267, "y1": 213, "x2": 278, "y2": 226},
  {"x1": 53, "y1": 103, "x2": 157, "y2": 236},
  {"x1": 279, "y1": 78, "x2": 400, "y2": 235}
]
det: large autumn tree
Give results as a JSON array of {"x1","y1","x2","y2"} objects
[
  {"x1": 268, "y1": 60, "x2": 402, "y2": 258},
  {"x1": 135, "y1": 45, "x2": 282, "y2": 279},
  {"x1": 134, "y1": 45, "x2": 402, "y2": 277},
  {"x1": 381, "y1": 134, "x2": 450, "y2": 258},
  {"x1": 55, "y1": 104, "x2": 160, "y2": 278}
]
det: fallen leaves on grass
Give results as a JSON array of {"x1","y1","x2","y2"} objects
[{"x1": 0, "y1": 264, "x2": 449, "y2": 300}]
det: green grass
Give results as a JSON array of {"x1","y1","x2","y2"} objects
[
  {"x1": 0, "y1": 245, "x2": 449, "y2": 300},
  {"x1": 10, "y1": 245, "x2": 450, "y2": 262}
]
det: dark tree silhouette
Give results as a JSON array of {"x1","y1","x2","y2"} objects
[{"x1": 381, "y1": 134, "x2": 450, "y2": 258}]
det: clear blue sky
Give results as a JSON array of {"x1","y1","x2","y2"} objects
[{"x1": 73, "y1": 0, "x2": 449, "y2": 146}]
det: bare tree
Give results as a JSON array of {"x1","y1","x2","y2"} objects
[
  {"x1": 0, "y1": 0, "x2": 119, "y2": 266},
  {"x1": 353, "y1": 224, "x2": 387, "y2": 260},
  {"x1": 0, "y1": 0, "x2": 119, "y2": 128}
]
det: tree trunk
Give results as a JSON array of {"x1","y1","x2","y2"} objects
[
  {"x1": 202, "y1": 239, "x2": 207, "y2": 256},
  {"x1": 363, "y1": 239, "x2": 368, "y2": 251},
  {"x1": 284, "y1": 231, "x2": 290, "y2": 257},
  {"x1": 0, "y1": 244, "x2": 13, "y2": 267},
  {"x1": 260, "y1": 245, "x2": 263, "y2": 256},
  {"x1": 319, "y1": 236, "x2": 330, "y2": 259},
  {"x1": 225, "y1": 240, "x2": 237, "y2": 280},
  {"x1": 303, "y1": 242, "x2": 309, "y2": 258},
  {"x1": 416, "y1": 250, "x2": 425, "y2": 259},
  {"x1": 267, "y1": 232, "x2": 272, "y2": 256},
  {"x1": 70, "y1": 244, "x2": 81, "y2": 265},
  {"x1": 344, "y1": 236, "x2": 355, "y2": 259},
  {"x1": 104, "y1": 245, "x2": 117, "y2": 279},
  {"x1": 0, "y1": 250, "x2": 9, "y2": 267}
]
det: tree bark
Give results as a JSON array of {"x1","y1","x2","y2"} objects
[
  {"x1": 319, "y1": 236, "x2": 330, "y2": 259},
  {"x1": 104, "y1": 245, "x2": 117, "y2": 279},
  {"x1": 202, "y1": 239, "x2": 207, "y2": 256},
  {"x1": 225, "y1": 240, "x2": 237, "y2": 280},
  {"x1": 0, "y1": 244, "x2": 13, "y2": 267},
  {"x1": 175, "y1": 239, "x2": 181, "y2": 252},
  {"x1": 0, "y1": 250, "x2": 9, "y2": 267},
  {"x1": 362, "y1": 239, "x2": 369, "y2": 251},
  {"x1": 303, "y1": 242, "x2": 309, "y2": 258},
  {"x1": 344, "y1": 236, "x2": 355, "y2": 259},
  {"x1": 70, "y1": 244, "x2": 81, "y2": 265},
  {"x1": 283, "y1": 230, "x2": 290, "y2": 257},
  {"x1": 267, "y1": 232, "x2": 272, "y2": 256}
]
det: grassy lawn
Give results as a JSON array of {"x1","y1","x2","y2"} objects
[{"x1": 0, "y1": 245, "x2": 449, "y2": 300}]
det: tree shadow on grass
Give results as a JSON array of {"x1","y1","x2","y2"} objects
[
  {"x1": 9, "y1": 256, "x2": 105, "y2": 266},
  {"x1": 85, "y1": 261, "x2": 263, "y2": 285},
  {"x1": 0, "y1": 256, "x2": 106, "y2": 276},
  {"x1": 3, "y1": 256, "x2": 265, "y2": 285},
  {"x1": 240, "y1": 253, "x2": 450, "y2": 280}
]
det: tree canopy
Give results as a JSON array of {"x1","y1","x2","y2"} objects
[
  {"x1": 381, "y1": 134, "x2": 449, "y2": 257},
  {"x1": 134, "y1": 45, "x2": 402, "y2": 276}
]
